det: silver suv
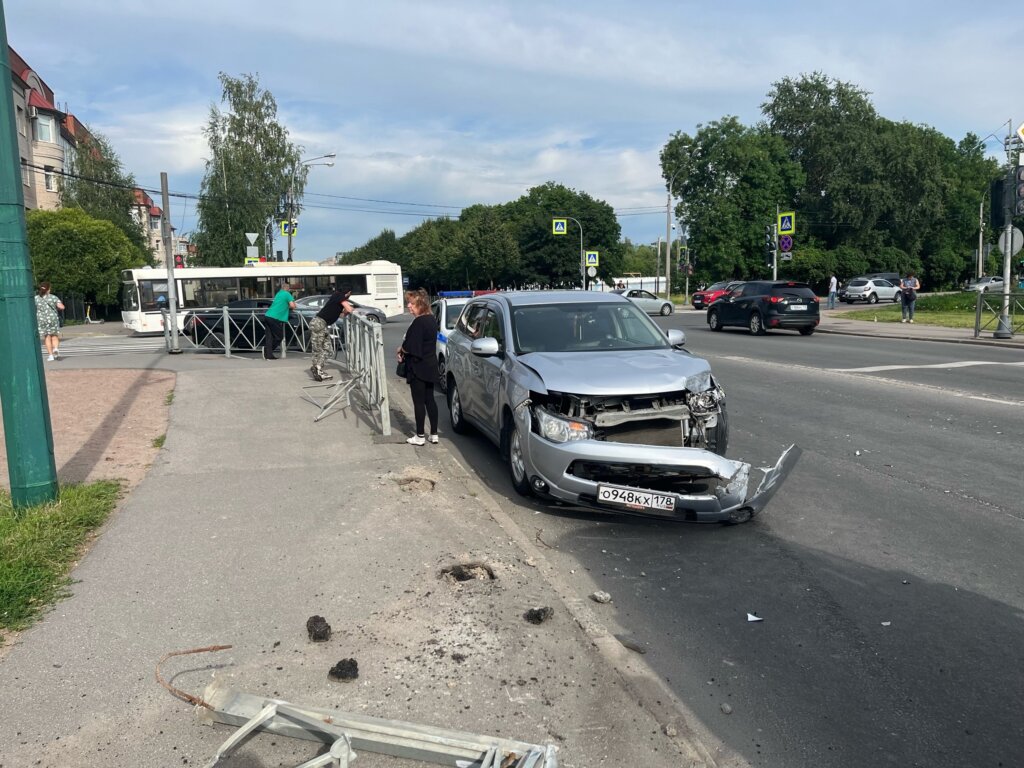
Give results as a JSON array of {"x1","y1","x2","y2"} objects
[
  {"x1": 444, "y1": 291, "x2": 798, "y2": 524},
  {"x1": 842, "y1": 277, "x2": 901, "y2": 304}
]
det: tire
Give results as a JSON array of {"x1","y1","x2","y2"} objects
[
  {"x1": 708, "y1": 309, "x2": 723, "y2": 331},
  {"x1": 365, "y1": 315, "x2": 380, "y2": 324},
  {"x1": 798, "y1": 326, "x2": 815, "y2": 336},
  {"x1": 447, "y1": 378, "x2": 470, "y2": 434},
  {"x1": 707, "y1": 400, "x2": 729, "y2": 456},
  {"x1": 892, "y1": 293, "x2": 901, "y2": 303},
  {"x1": 867, "y1": 293, "x2": 878, "y2": 304},
  {"x1": 660, "y1": 303, "x2": 673, "y2": 316},
  {"x1": 504, "y1": 416, "x2": 532, "y2": 497},
  {"x1": 437, "y1": 355, "x2": 448, "y2": 392},
  {"x1": 749, "y1": 312, "x2": 765, "y2": 335}
]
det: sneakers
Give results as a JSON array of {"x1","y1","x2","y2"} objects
[
  {"x1": 429, "y1": 434, "x2": 439, "y2": 444},
  {"x1": 310, "y1": 367, "x2": 334, "y2": 383},
  {"x1": 909, "y1": 319, "x2": 914, "y2": 323},
  {"x1": 263, "y1": 349, "x2": 277, "y2": 360},
  {"x1": 901, "y1": 319, "x2": 908, "y2": 323},
  {"x1": 406, "y1": 435, "x2": 426, "y2": 446},
  {"x1": 46, "y1": 354, "x2": 54, "y2": 362}
]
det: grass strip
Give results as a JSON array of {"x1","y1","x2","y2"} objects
[{"x1": 0, "y1": 481, "x2": 120, "y2": 635}]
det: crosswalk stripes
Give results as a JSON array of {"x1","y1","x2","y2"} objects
[{"x1": 40, "y1": 337, "x2": 167, "y2": 358}]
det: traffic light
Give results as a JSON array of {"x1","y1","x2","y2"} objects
[
  {"x1": 173, "y1": 254, "x2": 184, "y2": 269},
  {"x1": 1015, "y1": 164, "x2": 1024, "y2": 217},
  {"x1": 764, "y1": 225, "x2": 776, "y2": 266}
]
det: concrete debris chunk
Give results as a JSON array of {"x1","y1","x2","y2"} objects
[
  {"x1": 328, "y1": 658, "x2": 359, "y2": 682},
  {"x1": 590, "y1": 590, "x2": 612, "y2": 604},
  {"x1": 306, "y1": 615, "x2": 332, "y2": 642}
]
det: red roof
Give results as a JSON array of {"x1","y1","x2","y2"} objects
[
  {"x1": 28, "y1": 90, "x2": 58, "y2": 112},
  {"x1": 149, "y1": 206, "x2": 162, "y2": 217}
]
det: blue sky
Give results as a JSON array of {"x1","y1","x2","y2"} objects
[{"x1": 6, "y1": 0, "x2": 1021, "y2": 262}]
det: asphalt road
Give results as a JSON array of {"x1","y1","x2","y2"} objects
[{"x1": 385, "y1": 310, "x2": 1024, "y2": 768}]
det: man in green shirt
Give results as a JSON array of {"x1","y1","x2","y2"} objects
[{"x1": 263, "y1": 283, "x2": 297, "y2": 360}]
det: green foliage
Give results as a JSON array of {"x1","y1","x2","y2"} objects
[
  {"x1": 0, "y1": 482, "x2": 120, "y2": 633},
  {"x1": 341, "y1": 229, "x2": 403, "y2": 265},
  {"x1": 193, "y1": 73, "x2": 303, "y2": 267},
  {"x1": 26, "y1": 208, "x2": 147, "y2": 304},
  {"x1": 60, "y1": 129, "x2": 152, "y2": 266}
]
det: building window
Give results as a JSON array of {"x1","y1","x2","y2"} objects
[
  {"x1": 44, "y1": 166, "x2": 56, "y2": 192},
  {"x1": 150, "y1": 216, "x2": 160, "y2": 230},
  {"x1": 21, "y1": 158, "x2": 30, "y2": 187},
  {"x1": 16, "y1": 106, "x2": 26, "y2": 136},
  {"x1": 33, "y1": 115, "x2": 55, "y2": 143}
]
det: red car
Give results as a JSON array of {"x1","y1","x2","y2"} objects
[{"x1": 692, "y1": 280, "x2": 741, "y2": 310}]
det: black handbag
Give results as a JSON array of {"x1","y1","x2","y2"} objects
[{"x1": 396, "y1": 360, "x2": 407, "y2": 378}]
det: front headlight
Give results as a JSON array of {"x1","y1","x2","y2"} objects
[{"x1": 533, "y1": 407, "x2": 593, "y2": 443}]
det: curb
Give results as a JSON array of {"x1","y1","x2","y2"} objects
[{"x1": 387, "y1": 381, "x2": 738, "y2": 768}]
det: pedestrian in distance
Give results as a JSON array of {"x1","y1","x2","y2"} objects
[
  {"x1": 827, "y1": 274, "x2": 838, "y2": 310},
  {"x1": 309, "y1": 283, "x2": 355, "y2": 381},
  {"x1": 900, "y1": 272, "x2": 921, "y2": 323},
  {"x1": 35, "y1": 282, "x2": 65, "y2": 361},
  {"x1": 263, "y1": 282, "x2": 297, "y2": 359},
  {"x1": 397, "y1": 288, "x2": 441, "y2": 446}
]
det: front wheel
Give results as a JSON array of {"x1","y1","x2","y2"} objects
[
  {"x1": 504, "y1": 417, "x2": 532, "y2": 496},
  {"x1": 708, "y1": 309, "x2": 723, "y2": 331},
  {"x1": 660, "y1": 303, "x2": 673, "y2": 316},
  {"x1": 867, "y1": 293, "x2": 878, "y2": 304},
  {"x1": 892, "y1": 293, "x2": 901, "y2": 303},
  {"x1": 707, "y1": 401, "x2": 729, "y2": 456},
  {"x1": 447, "y1": 379, "x2": 469, "y2": 434},
  {"x1": 437, "y1": 355, "x2": 448, "y2": 392},
  {"x1": 749, "y1": 312, "x2": 765, "y2": 335}
]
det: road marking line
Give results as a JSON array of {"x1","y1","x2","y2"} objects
[{"x1": 831, "y1": 361, "x2": 1024, "y2": 373}]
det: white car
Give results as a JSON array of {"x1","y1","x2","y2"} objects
[
  {"x1": 611, "y1": 288, "x2": 674, "y2": 316},
  {"x1": 430, "y1": 297, "x2": 469, "y2": 389},
  {"x1": 841, "y1": 277, "x2": 901, "y2": 304},
  {"x1": 965, "y1": 276, "x2": 1004, "y2": 292}
]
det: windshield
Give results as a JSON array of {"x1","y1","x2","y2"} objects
[
  {"x1": 708, "y1": 281, "x2": 731, "y2": 291},
  {"x1": 511, "y1": 301, "x2": 668, "y2": 354}
]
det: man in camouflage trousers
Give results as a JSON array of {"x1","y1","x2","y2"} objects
[{"x1": 310, "y1": 284, "x2": 354, "y2": 382}]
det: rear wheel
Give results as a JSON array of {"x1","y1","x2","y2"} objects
[
  {"x1": 660, "y1": 303, "x2": 673, "y2": 316},
  {"x1": 749, "y1": 312, "x2": 765, "y2": 335},
  {"x1": 708, "y1": 309, "x2": 723, "y2": 331},
  {"x1": 447, "y1": 379, "x2": 469, "y2": 434},
  {"x1": 799, "y1": 326, "x2": 815, "y2": 336},
  {"x1": 504, "y1": 416, "x2": 532, "y2": 496}
]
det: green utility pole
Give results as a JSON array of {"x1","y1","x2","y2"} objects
[{"x1": 0, "y1": 1, "x2": 59, "y2": 506}]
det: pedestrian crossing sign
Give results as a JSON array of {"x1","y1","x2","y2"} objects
[
  {"x1": 778, "y1": 212, "x2": 795, "y2": 235},
  {"x1": 585, "y1": 251, "x2": 599, "y2": 266},
  {"x1": 281, "y1": 220, "x2": 298, "y2": 236},
  {"x1": 552, "y1": 218, "x2": 568, "y2": 235}
]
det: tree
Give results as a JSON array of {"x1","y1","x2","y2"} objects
[
  {"x1": 26, "y1": 208, "x2": 146, "y2": 306},
  {"x1": 60, "y1": 129, "x2": 151, "y2": 265},
  {"x1": 341, "y1": 229, "x2": 403, "y2": 265},
  {"x1": 457, "y1": 205, "x2": 521, "y2": 289},
  {"x1": 193, "y1": 73, "x2": 303, "y2": 267}
]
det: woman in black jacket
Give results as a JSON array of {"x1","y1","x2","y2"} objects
[{"x1": 397, "y1": 289, "x2": 441, "y2": 446}]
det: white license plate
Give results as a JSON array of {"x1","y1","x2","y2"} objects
[
  {"x1": 597, "y1": 484, "x2": 675, "y2": 512},
  {"x1": 789, "y1": 304, "x2": 807, "y2": 311}
]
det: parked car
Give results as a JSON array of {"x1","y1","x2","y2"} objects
[
  {"x1": 692, "y1": 280, "x2": 742, "y2": 310},
  {"x1": 431, "y1": 297, "x2": 470, "y2": 390},
  {"x1": 294, "y1": 294, "x2": 387, "y2": 323},
  {"x1": 611, "y1": 288, "x2": 673, "y2": 316},
  {"x1": 443, "y1": 290, "x2": 799, "y2": 524},
  {"x1": 841, "y1": 277, "x2": 901, "y2": 304},
  {"x1": 964, "y1": 276, "x2": 1004, "y2": 292},
  {"x1": 706, "y1": 281, "x2": 820, "y2": 335},
  {"x1": 182, "y1": 298, "x2": 320, "y2": 351}
]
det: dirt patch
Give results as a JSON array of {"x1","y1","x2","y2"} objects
[{"x1": 0, "y1": 369, "x2": 175, "y2": 493}]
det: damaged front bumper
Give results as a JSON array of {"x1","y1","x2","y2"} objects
[{"x1": 524, "y1": 430, "x2": 801, "y2": 523}]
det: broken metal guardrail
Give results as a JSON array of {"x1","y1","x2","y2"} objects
[
  {"x1": 300, "y1": 313, "x2": 391, "y2": 435},
  {"x1": 974, "y1": 290, "x2": 1023, "y2": 338},
  {"x1": 197, "y1": 681, "x2": 558, "y2": 768}
]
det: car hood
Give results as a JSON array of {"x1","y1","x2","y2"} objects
[{"x1": 518, "y1": 349, "x2": 713, "y2": 395}]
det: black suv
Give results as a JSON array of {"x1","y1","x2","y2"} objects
[{"x1": 706, "y1": 281, "x2": 819, "y2": 336}]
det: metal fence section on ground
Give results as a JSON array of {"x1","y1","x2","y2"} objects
[
  {"x1": 336, "y1": 312, "x2": 391, "y2": 435},
  {"x1": 974, "y1": 291, "x2": 1023, "y2": 338}
]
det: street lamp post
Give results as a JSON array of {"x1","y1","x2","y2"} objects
[{"x1": 287, "y1": 153, "x2": 336, "y2": 262}]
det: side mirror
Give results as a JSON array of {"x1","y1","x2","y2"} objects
[
  {"x1": 470, "y1": 337, "x2": 501, "y2": 356},
  {"x1": 666, "y1": 328, "x2": 686, "y2": 346}
]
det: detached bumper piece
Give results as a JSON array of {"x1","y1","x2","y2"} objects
[{"x1": 198, "y1": 681, "x2": 558, "y2": 768}]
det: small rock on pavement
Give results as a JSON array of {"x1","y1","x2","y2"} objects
[
  {"x1": 306, "y1": 615, "x2": 332, "y2": 642},
  {"x1": 590, "y1": 590, "x2": 612, "y2": 604},
  {"x1": 721, "y1": 703, "x2": 733, "y2": 715},
  {"x1": 328, "y1": 658, "x2": 359, "y2": 682},
  {"x1": 524, "y1": 606, "x2": 553, "y2": 624},
  {"x1": 663, "y1": 723, "x2": 678, "y2": 737}
]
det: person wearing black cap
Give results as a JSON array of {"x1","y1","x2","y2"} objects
[{"x1": 309, "y1": 283, "x2": 354, "y2": 381}]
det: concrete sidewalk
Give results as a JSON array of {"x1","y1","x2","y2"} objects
[{"x1": 0, "y1": 357, "x2": 720, "y2": 768}]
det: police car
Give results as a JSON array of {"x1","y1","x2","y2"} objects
[{"x1": 431, "y1": 293, "x2": 470, "y2": 390}]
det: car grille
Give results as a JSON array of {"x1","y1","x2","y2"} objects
[
  {"x1": 598, "y1": 419, "x2": 683, "y2": 447},
  {"x1": 569, "y1": 459, "x2": 719, "y2": 497}
]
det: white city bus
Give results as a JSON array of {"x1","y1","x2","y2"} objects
[{"x1": 120, "y1": 261, "x2": 404, "y2": 333}]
